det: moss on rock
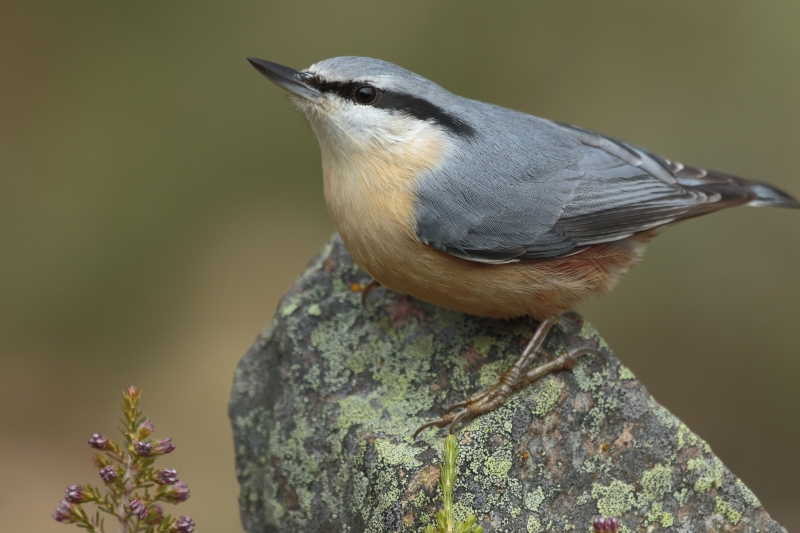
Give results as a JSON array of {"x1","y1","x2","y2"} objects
[{"x1": 229, "y1": 235, "x2": 786, "y2": 533}]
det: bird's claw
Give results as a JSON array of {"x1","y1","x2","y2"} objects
[
  {"x1": 413, "y1": 408, "x2": 472, "y2": 439},
  {"x1": 414, "y1": 344, "x2": 606, "y2": 439},
  {"x1": 360, "y1": 280, "x2": 381, "y2": 308}
]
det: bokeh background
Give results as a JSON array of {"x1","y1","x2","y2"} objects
[{"x1": 2, "y1": 1, "x2": 799, "y2": 531}]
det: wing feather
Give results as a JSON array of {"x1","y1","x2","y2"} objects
[{"x1": 414, "y1": 108, "x2": 798, "y2": 263}]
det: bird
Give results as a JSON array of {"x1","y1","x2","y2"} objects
[{"x1": 247, "y1": 55, "x2": 799, "y2": 437}]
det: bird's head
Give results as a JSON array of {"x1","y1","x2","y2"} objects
[{"x1": 247, "y1": 56, "x2": 475, "y2": 162}]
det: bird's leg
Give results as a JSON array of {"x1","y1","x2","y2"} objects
[
  {"x1": 442, "y1": 317, "x2": 555, "y2": 414},
  {"x1": 414, "y1": 317, "x2": 605, "y2": 438}
]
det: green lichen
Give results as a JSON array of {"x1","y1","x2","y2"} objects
[
  {"x1": 374, "y1": 438, "x2": 422, "y2": 468},
  {"x1": 633, "y1": 462, "x2": 674, "y2": 526},
  {"x1": 524, "y1": 486, "x2": 545, "y2": 512},
  {"x1": 526, "y1": 516, "x2": 542, "y2": 533},
  {"x1": 264, "y1": 396, "x2": 322, "y2": 518},
  {"x1": 687, "y1": 456, "x2": 724, "y2": 494},
  {"x1": 577, "y1": 321, "x2": 609, "y2": 351},
  {"x1": 582, "y1": 455, "x2": 613, "y2": 476},
  {"x1": 302, "y1": 363, "x2": 321, "y2": 388},
  {"x1": 736, "y1": 479, "x2": 761, "y2": 508},
  {"x1": 453, "y1": 500, "x2": 480, "y2": 523},
  {"x1": 307, "y1": 303, "x2": 321, "y2": 316},
  {"x1": 472, "y1": 336, "x2": 495, "y2": 357},
  {"x1": 645, "y1": 502, "x2": 674, "y2": 528},
  {"x1": 715, "y1": 497, "x2": 742, "y2": 525},
  {"x1": 676, "y1": 423, "x2": 698, "y2": 450},
  {"x1": 483, "y1": 453, "x2": 513, "y2": 485},
  {"x1": 531, "y1": 376, "x2": 562, "y2": 417},
  {"x1": 591, "y1": 479, "x2": 636, "y2": 517},
  {"x1": 640, "y1": 463, "x2": 672, "y2": 504},
  {"x1": 653, "y1": 404, "x2": 675, "y2": 428},
  {"x1": 280, "y1": 300, "x2": 299, "y2": 317},
  {"x1": 582, "y1": 393, "x2": 617, "y2": 439},
  {"x1": 572, "y1": 353, "x2": 608, "y2": 393},
  {"x1": 617, "y1": 366, "x2": 636, "y2": 380},
  {"x1": 673, "y1": 488, "x2": 689, "y2": 507},
  {"x1": 448, "y1": 399, "x2": 525, "y2": 522},
  {"x1": 309, "y1": 311, "x2": 360, "y2": 390}
]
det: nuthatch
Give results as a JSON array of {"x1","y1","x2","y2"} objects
[{"x1": 248, "y1": 56, "x2": 799, "y2": 436}]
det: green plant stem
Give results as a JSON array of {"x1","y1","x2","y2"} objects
[
  {"x1": 118, "y1": 451, "x2": 133, "y2": 533},
  {"x1": 425, "y1": 435, "x2": 483, "y2": 533}
]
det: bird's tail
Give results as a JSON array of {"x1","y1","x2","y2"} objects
[
  {"x1": 744, "y1": 180, "x2": 800, "y2": 208},
  {"x1": 671, "y1": 164, "x2": 800, "y2": 210}
]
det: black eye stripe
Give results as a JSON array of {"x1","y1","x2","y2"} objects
[
  {"x1": 373, "y1": 92, "x2": 475, "y2": 138},
  {"x1": 302, "y1": 75, "x2": 475, "y2": 138},
  {"x1": 303, "y1": 76, "x2": 360, "y2": 99}
]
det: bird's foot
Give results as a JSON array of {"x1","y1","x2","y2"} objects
[{"x1": 413, "y1": 345, "x2": 605, "y2": 438}]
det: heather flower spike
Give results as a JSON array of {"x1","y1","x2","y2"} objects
[
  {"x1": 129, "y1": 498, "x2": 148, "y2": 520},
  {"x1": 88, "y1": 433, "x2": 109, "y2": 450},
  {"x1": 51, "y1": 386, "x2": 194, "y2": 532},
  {"x1": 165, "y1": 481, "x2": 191, "y2": 503},
  {"x1": 99, "y1": 466, "x2": 118, "y2": 483},
  {"x1": 146, "y1": 504, "x2": 165, "y2": 525},
  {"x1": 65, "y1": 485, "x2": 87, "y2": 504},
  {"x1": 593, "y1": 516, "x2": 620, "y2": 533},
  {"x1": 156, "y1": 469, "x2": 179, "y2": 485},
  {"x1": 53, "y1": 501, "x2": 79, "y2": 523},
  {"x1": 172, "y1": 516, "x2": 196, "y2": 533},
  {"x1": 136, "y1": 441, "x2": 153, "y2": 457},
  {"x1": 154, "y1": 438, "x2": 176, "y2": 455},
  {"x1": 139, "y1": 419, "x2": 155, "y2": 438}
]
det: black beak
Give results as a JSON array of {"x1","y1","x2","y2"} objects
[{"x1": 247, "y1": 57, "x2": 322, "y2": 102}]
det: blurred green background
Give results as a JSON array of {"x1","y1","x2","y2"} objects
[{"x1": 2, "y1": 1, "x2": 799, "y2": 531}]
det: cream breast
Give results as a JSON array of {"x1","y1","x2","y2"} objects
[{"x1": 317, "y1": 124, "x2": 449, "y2": 282}]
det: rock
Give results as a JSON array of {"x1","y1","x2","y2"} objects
[{"x1": 229, "y1": 235, "x2": 785, "y2": 533}]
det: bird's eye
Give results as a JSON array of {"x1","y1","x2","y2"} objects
[{"x1": 353, "y1": 85, "x2": 378, "y2": 105}]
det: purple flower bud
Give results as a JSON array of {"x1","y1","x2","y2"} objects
[
  {"x1": 99, "y1": 466, "x2": 118, "y2": 483},
  {"x1": 146, "y1": 504, "x2": 164, "y2": 525},
  {"x1": 156, "y1": 469, "x2": 179, "y2": 485},
  {"x1": 136, "y1": 441, "x2": 153, "y2": 457},
  {"x1": 53, "y1": 501, "x2": 78, "y2": 523},
  {"x1": 172, "y1": 516, "x2": 195, "y2": 533},
  {"x1": 154, "y1": 438, "x2": 175, "y2": 455},
  {"x1": 65, "y1": 485, "x2": 87, "y2": 504},
  {"x1": 592, "y1": 516, "x2": 620, "y2": 533},
  {"x1": 88, "y1": 433, "x2": 109, "y2": 450},
  {"x1": 166, "y1": 481, "x2": 190, "y2": 503},
  {"x1": 129, "y1": 499, "x2": 148, "y2": 520},
  {"x1": 139, "y1": 419, "x2": 155, "y2": 438}
]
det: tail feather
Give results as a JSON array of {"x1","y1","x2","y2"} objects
[
  {"x1": 745, "y1": 182, "x2": 800, "y2": 208},
  {"x1": 670, "y1": 163, "x2": 800, "y2": 210}
]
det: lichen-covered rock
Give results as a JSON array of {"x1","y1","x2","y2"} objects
[{"x1": 229, "y1": 235, "x2": 785, "y2": 533}]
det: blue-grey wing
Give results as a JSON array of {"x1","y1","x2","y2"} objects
[{"x1": 414, "y1": 116, "x2": 797, "y2": 262}]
